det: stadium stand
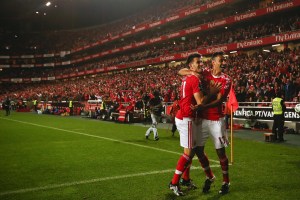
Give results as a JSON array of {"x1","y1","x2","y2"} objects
[{"x1": 0, "y1": 0, "x2": 299, "y2": 109}]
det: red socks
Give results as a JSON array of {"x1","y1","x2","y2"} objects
[
  {"x1": 182, "y1": 160, "x2": 192, "y2": 181},
  {"x1": 220, "y1": 156, "x2": 229, "y2": 183},
  {"x1": 171, "y1": 154, "x2": 191, "y2": 184}
]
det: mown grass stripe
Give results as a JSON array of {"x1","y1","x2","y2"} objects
[
  {"x1": 0, "y1": 117, "x2": 220, "y2": 163},
  {"x1": 0, "y1": 165, "x2": 220, "y2": 196}
]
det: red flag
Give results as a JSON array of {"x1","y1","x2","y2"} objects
[{"x1": 227, "y1": 85, "x2": 239, "y2": 113}]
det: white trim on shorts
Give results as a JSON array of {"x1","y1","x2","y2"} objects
[{"x1": 175, "y1": 117, "x2": 203, "y2": 149}]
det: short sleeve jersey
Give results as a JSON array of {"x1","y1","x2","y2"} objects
[
  {"x1": 201, "y1": 68, "x2": 231, "y2": 120},
  {"x1": 176, "y1": 75, "x2": 201, "y2": 119}
]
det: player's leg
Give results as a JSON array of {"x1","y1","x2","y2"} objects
[
  {"x1": 145, "y1": 113, "x2": 156, "y2": 139},
  {"x1": 169, "y1": 118, "x2": 194, "y2": 196},
  {"x1": 181, "y1": 151, "x2": 197, "y2": 190},
  {"x1": 145, "y1": 126, "x2": 152, "y2": 139},
  {"x1": 180, "y1": 118, "x2": 201, "y2": 188},
  {"x1": 195, "y1": 119, "x2": 215, "y2": 193},
  {"x1": 194, "y1": 145, "x2": 215, "y2": 193},
  {"x1": 151, "y1": 114, "x2": 160, "y2": 140},
  {"x1": 145, "y1": 115, "x2": 154, "y2": 139},
  {"x1": 194, "y1": 146, "x2": 214, "y2": 179},
  {"x1": 216, "y1": 147, "x2": 230, "y2": 194},
  {"x1": 170, "y1": 148, "x2": 195, "y2": 196},
  {"x1": 208, "y1": 118, "x2": 230, "y2": 194}
]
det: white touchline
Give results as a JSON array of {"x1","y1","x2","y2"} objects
[
  {"x1": 0, "y1": 117, "x2": 220, "y2": 163},
  {"x1": 0, "y1": 165, "x2": 220, "y2": 196}
]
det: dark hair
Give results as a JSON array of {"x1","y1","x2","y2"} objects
[
  {"x1": 211, "y1": 51, "x2": 224, "y2": 60},
  {"x1": 186, "y1": 53, "x2": 201, "y2": 65}
]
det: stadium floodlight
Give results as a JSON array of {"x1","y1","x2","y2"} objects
[
  {"x1": 272, "y1": 44, "x2": 280, "y2": 47},
  {"x1": 230, "y1": 51, "x2": 237, "y2": 54},
  {"x1": 46, "y1": 2, "x2": 51, "y2": 7},
  {"x1": 263, "y1": 49, "x2": 270, "y2": 52}
]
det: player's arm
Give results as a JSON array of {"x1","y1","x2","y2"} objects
[
  {"x1": 178, "y1": 68, "x2": 200, "y2": 77},
  {"x1": 201, "y1": 92, "x2": 224, "y2": 108},
  {"x1": 191, "y1": 83, "x2": 221, "y2": 111},
  {"x1": 203, "y1": 81, "x2": 231, "y2": 109},
  {"x1": 193, "y1": 91, "x2": 204, "y2": 105},
  {"x1": 179, "y1": 68, "x2": 220, "y2": 96},
  {"x1": 190, "y1": 91, "x2": 205, "y2": 111},
  {"x1": 201, "y1": 81, "x2": 222, "y2": 103},
  {"x1": 191, "y1": 91, "x2": 222, "y2": 110}
]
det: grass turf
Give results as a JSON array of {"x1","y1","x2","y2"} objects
[{"x1": 0, "y1": 111, "x2": 300, "y2": 200}]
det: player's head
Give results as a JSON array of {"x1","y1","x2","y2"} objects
[
  {"x1": 212, "y1": 51, "x2": 226, "y2": 69},
  {"x1": 186, "y1": 53, "x2": 202, "y2": 72}
]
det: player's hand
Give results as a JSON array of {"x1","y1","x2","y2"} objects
[
  {"x1": 191, "y1": 104, "x2": 206, "y2": 111},
  {"x1": 209, "y1": 82, "x2": 221, "y2": 95}
]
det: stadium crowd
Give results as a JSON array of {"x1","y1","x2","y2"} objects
[
  {"x1": 0, "y1": 0, "x2": 288, "y2": 54},
  {"x1": 0, "y1": 0, "x2": 299, "y2": 107},
  {"x1": 1, "y1": 49, "x2": 299, "y2": 105},
  {"x1": 74, "y1": 12, "x2": 300, "y2": 54},
  {"x1": 1, "y1": 13, "x2": 299, "y2": 78},
  {"x1": 0, "y1": 0, "x2": 211, "y2": 54}
]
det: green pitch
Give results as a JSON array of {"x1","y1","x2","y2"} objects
[{"x1": 0, "y1": 111, "x2": 299, "y2": 200}]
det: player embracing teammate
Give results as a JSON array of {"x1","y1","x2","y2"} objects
[{"x1": 169, "y1": 52, "x2": 232, "y2": 196}]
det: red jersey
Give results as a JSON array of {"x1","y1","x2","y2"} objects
[
  {"x1": 201, "y1": 68, "x2": 231, "y2": 120},
  {"x1": 176, "y1": 75, "x2": 201, "y2": 119}
]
